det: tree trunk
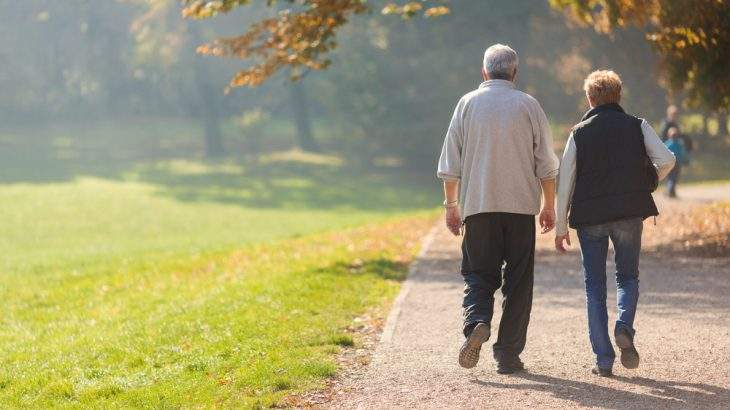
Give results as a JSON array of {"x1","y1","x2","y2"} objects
[
  {"x1": 702, "y1": 114, "x2": 709, "y2": 137},
  {"x1": 289, "y1": 79, "x2": 319, "y2": 152},
  {"x1": 188, "y1": 24, "x2": 225, "y2": 157},
  {"x1": 202, "y1": 104, "x2": 224, "y2": 157},
  {"x1": 719, "y1": 113, "x2": 729, "y2": 138}
]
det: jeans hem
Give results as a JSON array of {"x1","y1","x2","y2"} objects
[
  {"x1": 614, "y1": 322, "x2": 635, "y2": 336},
  {"x1": 596, "y1": 358, "x2": 615, "y2": 369}
]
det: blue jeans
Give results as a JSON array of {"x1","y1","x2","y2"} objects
[{"x1": 577, "y1": 218, "x2": 642, "y2": 369}]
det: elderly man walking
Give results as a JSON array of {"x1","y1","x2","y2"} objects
[{"x1": 437, "y1": 44, "x2": 559, "y2": 374}]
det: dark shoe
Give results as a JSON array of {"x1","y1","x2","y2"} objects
[
  {"x1": 496, "y1": 357, "x2": 525, "y2": 374},
  {"x1": 459, "y1": 322, "x2": 490, "y2": 369},
  {"x1": 615, "y1": 328, "x2": 640, "y2": 369},
  {"x1": 591, "y1": 366, "x2": 613, "y2": 377}
]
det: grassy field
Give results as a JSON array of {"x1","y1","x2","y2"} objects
[
  {"x1": 0, "y1": 122, "x2": 439, "y2": 407},
  {"x1": 4, "y1": 117, "x2": 724, "y2": 408}
]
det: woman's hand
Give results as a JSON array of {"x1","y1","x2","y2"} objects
[{"x1": 555, "y1": 232, "x2": 571, "y2": 253}]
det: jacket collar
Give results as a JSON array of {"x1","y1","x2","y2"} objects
[
  {"x1": 581, "y1": 103, "x2": 625, "y2": 121},
  {"x1": 479, "y1": 79, "x2": 515, "y2": 89}
]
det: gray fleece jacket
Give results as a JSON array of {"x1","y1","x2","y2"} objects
[{"x1": 437, "y1": 79, "x2": 559, "y2": 219}]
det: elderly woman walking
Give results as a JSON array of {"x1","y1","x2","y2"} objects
[{"x1": 554, "y1": 70, "x2": 676, "y2": 377}]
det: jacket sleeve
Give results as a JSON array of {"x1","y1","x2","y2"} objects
[
  {"x1": 532, "y1": 100, "x2": 559, "y2": 180},
  {"x1": 437, "y1": 98, "x2": 465, "y2": 181}
]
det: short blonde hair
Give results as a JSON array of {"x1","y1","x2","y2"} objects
[{"x1": 583, "y1": 70, "x2": 622, "y2": 106}]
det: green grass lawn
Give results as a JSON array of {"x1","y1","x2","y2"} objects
[
  {"x1": 681, "y1": 149, "x2": 730, "y2": 184},
  {"x1": 0, "y1": 123, "x2": 440, "y2": 407},
  {"x1": 0, "y1": 212, "x2": 434, "y2": 408},
  {"x1": 0, "y1": 115, "x2": 726, "y2": 407}
]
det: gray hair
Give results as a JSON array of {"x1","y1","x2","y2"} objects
[{"x1": 483, "y1": 44, "x2": 518, "y2": 80}]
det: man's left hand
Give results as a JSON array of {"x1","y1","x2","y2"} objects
[{"x1": 539, "y1": 207, "x2": 555, "y2": 234}]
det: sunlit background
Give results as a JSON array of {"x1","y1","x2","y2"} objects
[{"x1": 0, "y1": 0, "x2": 728, "y2": 407}]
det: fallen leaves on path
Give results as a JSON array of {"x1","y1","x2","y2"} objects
[{"x1": 644, "y1": 201, "x2": 730, "y2": 257}]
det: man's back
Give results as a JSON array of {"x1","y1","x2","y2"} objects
[{"x1": 437, "y1": 79, "x2": 558, "y2": 219}]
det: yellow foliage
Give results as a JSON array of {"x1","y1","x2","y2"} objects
[
  {"x1": 549, "y1": 0, "x2": 730, "y2": 110},
  {"x1": 424, "y1": 6, "x2": 451, "y2": 18},
  {"x1": 183, "y1": 0, "x2": 448, "y2": 88}
]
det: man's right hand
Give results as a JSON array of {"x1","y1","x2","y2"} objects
[{"x1": 445, "y1": 206, "x2": 462, "y2": 236}]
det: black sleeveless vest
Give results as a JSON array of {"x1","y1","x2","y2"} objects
[{"x1": 569, "y1": 103, "x2": 658, "y2": 228}]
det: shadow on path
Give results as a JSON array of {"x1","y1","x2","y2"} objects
[{"x1": 472, "y1": 371, "x2": 730, "y2": 409}]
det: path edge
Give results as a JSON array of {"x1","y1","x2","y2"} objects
[{"x1": 379, "y1": 223, "x2": 441, "y2": 345}]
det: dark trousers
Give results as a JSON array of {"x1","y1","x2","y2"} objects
[
  {"x1": 667, "y1": 164, "x2": 681, "y2": 197},
  {"x1": 461, "y1": 212, "x2": 535, "y2": 362}
]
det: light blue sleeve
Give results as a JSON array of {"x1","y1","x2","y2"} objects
[{"x1": 437, "y1": 99, "x2": 465, "y2": 181}]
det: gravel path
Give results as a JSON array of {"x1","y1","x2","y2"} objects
[{"x1": 328, "y1": 185, "x2": 730, "y2": 409}]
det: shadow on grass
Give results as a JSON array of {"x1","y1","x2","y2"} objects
[
  {"x1": 472, "y1": 372, "x2": 730, "y2": 409},
  {"x1": 0, "y1": 137, "x2": 132, "y2": 183},
  {"x1": 130, "y1": 159, "x2": 437, "y2": 211},
  {"x1": 0, "y1": 147, "x2": 437, "y2": 213},
  {"x1": 314, "y1": 258, "x2": 411, "y2": 281},
  {"x1": 0, "y1": 122, "x2": 439, "y2": 211},
  {"x1": 682, "y1": 140, "x2": 730, "y2": 184},
  {"x1": 0, "y1": 120, "x2": 203, "y2": 184}
]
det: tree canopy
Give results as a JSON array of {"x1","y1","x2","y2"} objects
[
  {"x1": 184, "y1": 0, "x2": 728, "y2": 112},
  {"x1": 549, "y1": 0, "x2": 730, "y2": 111},
  {"x1": 5, "y1": 0, "x2": 703, "y2": 164},
  {"x1": 182, "y1": 1, "x2": 449, "y2": 87}
]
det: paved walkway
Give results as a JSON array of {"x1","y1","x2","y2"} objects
[{"x1": 331, "y1": 185, "x2": 730, "y2": 409}]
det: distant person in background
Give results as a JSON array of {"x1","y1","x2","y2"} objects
[
  {"x1": 554, "y1": 70, "x2": 675, "y2": 377},
  {"x1": 437, "y1": 44, "x2": 559, "y2": 374},
  {"x1": 660, "y1": 105, "x2": 679, "y2": 141},
  {"x1": 665, "y1": 126, "x2": 689, "y2": 198},
  {"x1": 660, "y1": 104, "x2": 694, "y2": 153}
]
